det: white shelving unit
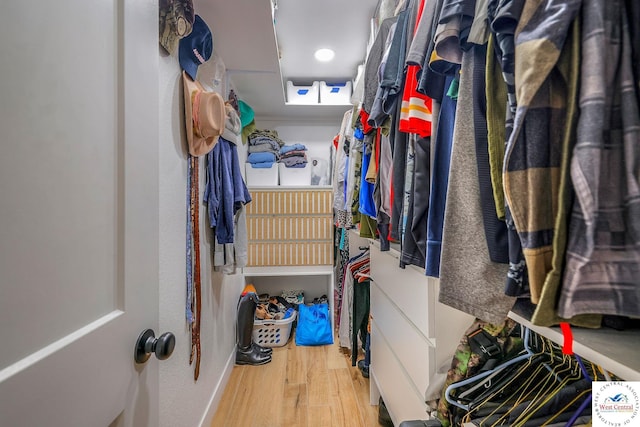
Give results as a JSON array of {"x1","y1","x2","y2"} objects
[
  {"x1": 243, "y1": 265, "x2": 335, "y2": 334},
  {"x1": 508, "y1": 309, "x2": 640, "y2": 381}
]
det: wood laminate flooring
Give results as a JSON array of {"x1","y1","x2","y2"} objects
[{"x1": 211, "y1": 335, "x2": 381, "y2": 427}]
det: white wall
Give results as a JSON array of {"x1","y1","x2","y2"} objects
[{"x1": 158, "y1": 49, "x2": 245, "y2": 427}]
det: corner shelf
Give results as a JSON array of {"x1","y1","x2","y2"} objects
[{"x1": 508, "y1": 305, "x2": 640, "y2": 381}]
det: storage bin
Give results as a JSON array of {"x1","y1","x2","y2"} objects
[
  {"x1": 278, "y1": 163, "x2": 311, "y2": 186},
  {"x1": 245, "y1": 163, "x2": 278, "y2": 187},
  {"x1": 286, "y1": 81, "x2": 319, "y2": 105},
  {"x1": 252, "y1": 310, "x2": 297, "y2": 347},
  {"x1": 319, "y1": 81, "x2": 352, "y2": 105}
]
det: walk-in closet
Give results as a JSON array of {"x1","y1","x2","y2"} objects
[{"x1": 2, "y1": 0, "x2": 639, "y2": 426}]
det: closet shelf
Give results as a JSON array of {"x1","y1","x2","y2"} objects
[
  {"x1": 242, "y1": 265, "x2": 333, "y2": 277},
  {"x1": 508, "y1": 305, "x2": 640, "y2": 381}
]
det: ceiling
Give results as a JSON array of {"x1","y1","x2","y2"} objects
[{"x1": 195, "y1": 0, "x2": 379, "y2": 122}]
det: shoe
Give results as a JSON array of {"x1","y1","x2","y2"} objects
[
  {"x1": 378, "y1": 397, "x2": 393, "y2": 427},
  {"x1": 357, "y1": 359, "x2": 369, "y2": 378},
  {"x1": 252, "y1": 342, "x2": 272, "y2": 355},
  {"x1": 236, "y1": 346, "x2": 271, "y2": 365},
  {"x1": 312, "y1": 294, "x2": 328, "y2": 304}
]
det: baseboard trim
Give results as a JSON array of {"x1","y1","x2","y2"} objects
[{"x1": 198, "y1": 346, "x2": 237, "y2": 427}]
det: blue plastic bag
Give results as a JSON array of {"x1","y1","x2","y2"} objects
[{"x1": 295, "y1": 303, "x2": 333, "y2": 346}]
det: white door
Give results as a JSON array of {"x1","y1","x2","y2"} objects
[{"x1": 0, "y1": 1, "x2": 161, "y2": 426}]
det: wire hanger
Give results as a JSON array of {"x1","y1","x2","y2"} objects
[{"x1": 445, "y1": 327, "x2": 535, "y2": 411}]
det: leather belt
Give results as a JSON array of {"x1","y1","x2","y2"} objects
[{"x1": 188, "y1": 155, "x2": 202, "y2": 381}]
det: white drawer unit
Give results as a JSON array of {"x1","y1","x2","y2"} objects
[
  {"x1": 368, "y1": 242, "x2": 474, "y2": 425},
  {"x1": 370, "y1": 321, "x2": 431, "y2": 424},
  {"x1": 370, "y1": 246, "x2": 434, "y2": 337},
  {"x1": 370, "y1": 282, "x2": 434, "y2": 395}
]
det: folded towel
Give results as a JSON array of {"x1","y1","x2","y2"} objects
[{"x1": 247, "y1": 152, "x2": 277, "y2": 164}]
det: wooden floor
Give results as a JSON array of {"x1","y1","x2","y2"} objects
[{"x1": 210, "y1": 335, "x2": 380, "y2": 427}]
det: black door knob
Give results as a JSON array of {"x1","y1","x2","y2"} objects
[{"x1": 134, "y1": 329, "x2": 176, "y2": 364}]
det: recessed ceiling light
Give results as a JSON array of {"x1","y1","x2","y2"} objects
[{"x1": 314, "y1": 48, "x2": 335, "y2": 62}]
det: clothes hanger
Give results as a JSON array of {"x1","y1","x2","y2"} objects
[
  {"x1": 507, "y1": 350, "x2": 587, "y2": 427},
  {"x1": 461, "y1": 335, "x2": 574, "y2": 426},
  {"x1": 469, "y1": 360, "x2": 552, "y2": 426},
  {"x1": 465, "y1": 333, "x2": 554, "y2": 409},
  {"x1": 508, "y1": 356, "x2": 582, "y2": 427},
  {"x1": 539, "y1": 388, "x2": 591, "y2": 427},
  {"x1": 475, "y1": 342, "x2": 563, "y2": 426},
  {"x1": 444, "y1": 327, "x2": 536, "y2": 411},
  {"x1": 560, "y1": 354, "x2": 593, "y2": 427},
  {"x1": 460, "y1": 335, "x2": 595, "y2": 427}
]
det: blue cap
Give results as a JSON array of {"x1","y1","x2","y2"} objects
[{"x1": 179, "y1": 15, "x2": 213, "y2": 80}]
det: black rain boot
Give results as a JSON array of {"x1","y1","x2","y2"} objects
[{"x1": 236, "y1": 293, "x2": 271, "y2": 365}]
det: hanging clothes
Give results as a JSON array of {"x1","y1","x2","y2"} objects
[
  {"x1": 471, "y1": 42, "x2": 509, "y2": 266},
  {"x1": 487, "y1": 0, "x2": 529, "y2": 299},
  {"x1": 338, "y1": 249, "x2": 370, "y2": 357},
  {"x1": 333, "y1": 110, "x2": 353, "y2": 229},
  {"x1": 438, "y1": 48, "x2": 516, "y2": 325},
  {"x1": 400, "y1": 133, "x2": 430, "y2": 268},
  {"x1": 425, "y1": 74, "x2": 457, "y2": 277},
  {"x1": 559, "y1": 0, "x2": 640, "y2": 319},
  {"x1": 502, "y1": 0, "x2": 581, "y2": 304}
]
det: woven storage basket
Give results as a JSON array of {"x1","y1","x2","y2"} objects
[{"x1": 252, "y1": 311, "x2": 297, "y2": 347}]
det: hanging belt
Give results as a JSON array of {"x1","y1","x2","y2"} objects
[
  {"x1": 186, "y1": 155, "x2": 194, "y2": 325},
  {"x1": 188, "y1": 155, "x2": 202, "y2": 381}
]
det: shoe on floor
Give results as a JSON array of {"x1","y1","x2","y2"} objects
[
  {"x1": 378, "y1": 397, "x2": 393, "y2": 427},
  {"x1": 357, "y1": 359, "x2": 369, "y2": 378}
]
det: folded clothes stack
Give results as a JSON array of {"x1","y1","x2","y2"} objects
[
  {"x1": 279, "y1": 143, "x2": 308, "y2": 168},
  {"x1": 246, "y1": 129, "x2": 286, "y2": 169},
  {"x1": 246, "y1": 151, "x2": 277, "y2": 168}
]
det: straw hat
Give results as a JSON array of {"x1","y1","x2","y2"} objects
[{"x1": 182, "y1": 71, "x2": 225, "y2": 157}]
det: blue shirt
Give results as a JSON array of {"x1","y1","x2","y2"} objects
[{"x1": 204, "y1": 137, "x2": 251, "y2": 244}]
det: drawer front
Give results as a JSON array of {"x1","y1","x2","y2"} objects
[
  {"x1": 246, "y1": 189, "x2": 333, "y2": 215},
  {"x1": 247, "y1": 215, "x2": 333, "y2": 241},
  {"x1": 433, "y1": 279, "x2": 475, "y2": 369},
  {"x1": 247, "y1": 241, "x2": 333, "y2": 266},
  {"x1": 370, "y1": 280, "x2": 435, "y2": 395},
  {"x1": 370, "y1": 321, "x2": 430, "y2": 425},
  {"x1": 370, "y1": 245, "x2": 435, "y2": 337}
]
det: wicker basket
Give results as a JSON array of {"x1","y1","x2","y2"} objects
[{"x1": 252, "y1": 311, "x2": 297, "y2": 347}]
